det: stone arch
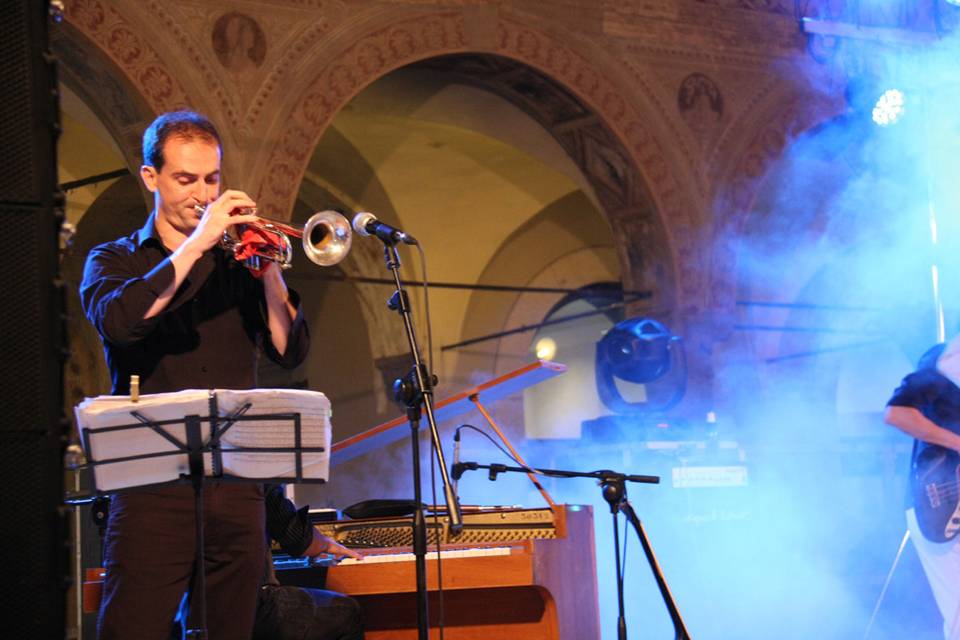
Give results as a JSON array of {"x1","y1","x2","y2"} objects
[
  {"x1": 61, "y1": 0, "x2": 283, "y2": 186},
  {"x1": 251, "y1": 9, "x2": 699, "y2": 380},
  {"x1": 52, "y1": 18, "x2": 155, "y2": 177},
  {"x1": 61, "y1": 1, "x2": 190, "y2": 117},
  {"x1": 450, "y1": 190, "x2": 621, "y2": 380},
  {"x1": 103, "y1": 1, "x2": 260, "y2": 145},
  {"x1": 59, "y1": 1, "x2": 268, "y2": 185},
  {"x1": 710, "y1": 85, "x2": 844, "y2": 315},
  {"x1": 480, "y1": 246, "x2": 621, "y2": 447},
  {"x1": 677, "y1": 79, "x2": 845, "y2": 412},
  {"x1": 255, "y1": 11, "x2": 695, "y2": 277},
  {"x1": 492, "y1": 248, "x2": 622, "y2": 376}
]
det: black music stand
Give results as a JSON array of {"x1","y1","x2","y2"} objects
[{"x1": 77, "y1": 390, "x2": 329, "y2": 639}]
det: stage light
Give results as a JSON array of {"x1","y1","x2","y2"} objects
[
  {"x1": 598, "y1": 318, "x2": 672, "y2": 383},
  {"x1": 534, "y1": 336, "x2": 557, "y2": 361},
  {"x1": 872, "y1": 89, "x2": 905, "y2": 127},
  {"x1": 595, "y1": 317, "x2": 686, "y2": 413}
]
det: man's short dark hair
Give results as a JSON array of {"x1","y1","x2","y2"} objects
[{"x1": 142, "y1": 110, "x2": 222, "y2": 171}]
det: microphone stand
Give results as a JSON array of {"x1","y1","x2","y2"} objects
[
  {"x1": 378, "y1": 238, "x2": 462, "y2": 640},
  {"x1": 453, "y1": 462, "x2": 691, "y2": 640}
]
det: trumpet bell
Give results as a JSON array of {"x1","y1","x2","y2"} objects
[{"x1": 302, "y1": 210, "x2": 352, "y2": 267}]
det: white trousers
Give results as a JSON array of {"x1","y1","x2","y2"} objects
[{"x1": 908, "y1": 508, "x2": 960, "y2": 639}]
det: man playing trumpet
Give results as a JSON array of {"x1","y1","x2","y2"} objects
[{"x1": 80, "y1": 110, "x2": 311, "y2": 639}]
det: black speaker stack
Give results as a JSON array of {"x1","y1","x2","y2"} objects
[{"x1": 0, "y1": 1, "x2": 69, "y2": 637}]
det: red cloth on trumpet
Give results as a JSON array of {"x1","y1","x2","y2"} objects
[{"x1": 233, "y1": 225, "x2": 284, "y2": 277}]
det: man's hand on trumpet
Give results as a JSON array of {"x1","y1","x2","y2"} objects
[
  {"x1": 145, "y1": 188, "x2": 262, "y2": 320},
  {"x1": 191, "y1": 190, "x2": 298, "y2": 353},
  {"x1": 188, "y1": 188, "x2": 259, "y2": 254}
]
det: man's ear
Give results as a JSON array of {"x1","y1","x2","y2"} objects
[{"x1": 140, "y1": 165, "x2": 158, "y2": 193}]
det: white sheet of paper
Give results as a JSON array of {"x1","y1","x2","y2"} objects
[
  {"x1": 75, "y1": 389, "x2": 331, "y2": 492},
  {"x1": 215, "y1": 389, "x2": 331, "y2": 481}
]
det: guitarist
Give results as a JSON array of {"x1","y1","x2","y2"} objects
[{"x1": 885, "y1": 338, "x2": 960, "y2": 639}]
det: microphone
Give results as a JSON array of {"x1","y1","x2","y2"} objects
[
  {"x1": 452, "y1": 428, "x2": 462, "y2": 492},
  {"x1": 352, "y1": 212, "x2": 418, "y2": 245}
]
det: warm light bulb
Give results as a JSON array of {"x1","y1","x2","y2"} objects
[{"x1": 535, "y1": 337, "x2": 557, "y2": 361}]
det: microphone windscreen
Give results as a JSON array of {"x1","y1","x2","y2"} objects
[{"x1": 351, "y1": 211, "x2": 376, "y2": 236}]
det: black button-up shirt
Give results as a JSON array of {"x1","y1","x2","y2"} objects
[
  {"x1": 887, "y1": 344, "x2": 960, "y2": 434},
  {"x1": 80, "y1": 212, "x2": 309, "y2": 395},
  {"x1": 265, "y1": 483, "x2": 314, "y2": 557}
]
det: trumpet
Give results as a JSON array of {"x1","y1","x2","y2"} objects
[{"x1": 194, "y1": 205, "x2": 352, "y2": 269}]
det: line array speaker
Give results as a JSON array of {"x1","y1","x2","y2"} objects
[{"x1": 0, "y1": 2, "x2": 68, "y2": 638}]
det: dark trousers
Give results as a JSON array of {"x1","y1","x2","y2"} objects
[
  {"x1": 253, "y1": 585, "x2": 364, "y2": 640},
  {"x1": 97, "y1": 482, "x2": 266, "y2": 640}
]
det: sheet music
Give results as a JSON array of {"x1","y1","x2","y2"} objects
[
  {"x1": 75, "y1": 389, "x2": 331, "y2": 492},
  {"x1": 216, "y1": 389, "x2": 330, "y2": 481}
]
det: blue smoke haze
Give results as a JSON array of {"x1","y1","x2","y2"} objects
[
  {"x1": 306, "y1": 18, "x2": 960, "y2": 640},
  {"x1": 472, "y1": 23, "x2": 960, "y2": 640}
]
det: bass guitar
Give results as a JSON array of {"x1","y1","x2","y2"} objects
[{"x1": 913, "y1": 443, "x2": 960, "y2": 543}]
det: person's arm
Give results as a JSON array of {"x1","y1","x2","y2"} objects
[
  {"x1": 256, "y1": 268, "x2": 309, "y2": 369},
  {"x1": 81, "y1": 242, "x2": 179, "y2": 346},
  {"x1": 263, "y1": 485, "x2": 363, "y2": 561},
  {"x1": 884, "y1": 405, "x2": 960, "y2": 452},
  {"x1": 259, "y1": 263, "x2": 298, "y2": 356},
  {"x1": 145, "y1": 190, "x2": 259, "y2": 319},
  {"x1": 81, "y1": 194, "x2": 260, "y2": 345}
]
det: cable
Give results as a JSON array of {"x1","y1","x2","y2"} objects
[
  {"x1": 455, "y1": 424, "x2": 529, "y2": 469},
  {"x1": 456, "y1": 424, "x2": 622, "y2": 481},
  {"x1": 416, "y1": 238, "x2": 443, "y2": 637},
  {"x1": 414, "y1": 243, "x2": 434, "y2": 376}
]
